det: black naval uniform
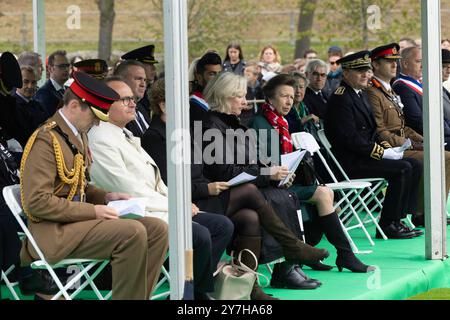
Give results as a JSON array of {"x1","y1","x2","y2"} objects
[{"x1": 324, "y1": 80, "x2": 421, "y2": 237}]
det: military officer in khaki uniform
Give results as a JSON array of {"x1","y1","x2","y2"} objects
[
  {"x1": 20, "y1": 71, "x2": 168, "y2": 300},
  {"x1": 367, "y1": 43, "x2": 450, "y2": 227}
]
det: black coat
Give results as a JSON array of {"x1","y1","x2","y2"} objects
[
  {"x1": 202, "y1": 111, "x2": 271, "y2": 187},
  {"x1": 324, "y1": 81, "x2": 386, "y2": 171},
  {"x1": 34, "y1": 79, "x2": 64, "y2": 118},
  {"x1": 140, "y1": 115, "x2": 226, "y2": 214},
  {"x1": 303, "y1": 87, "x2": 328, "y2": 120},
  {"x1": 125, "y1": 100, "x2": 151, "y2": 138},
  {"x1": 9, "y1": 92, "x2": 48, "y2": 147}
]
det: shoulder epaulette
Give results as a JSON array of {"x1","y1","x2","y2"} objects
[
  {"x1": 41, "y1": 121, "x2": 57, "y2": 132},
  {"x1": 334, "y1": 86, "x2": 345, "y2": 95}
]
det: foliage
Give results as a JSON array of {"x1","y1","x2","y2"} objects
[
  {"x1": 149, "y1": 0, "x2": 257, "y2": 59},
  {"x1": 314, "y1": 0, "x2": 421, "y2": 52}
]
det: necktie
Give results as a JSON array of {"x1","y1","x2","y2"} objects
[
  {"x1": 357, "y1": 91, "x2": 363, "y2": 99},
  {"x1": 135, "y1": 111, "x2": 149, "y2": 135},
  {"x1": 318, "y1": 91, "x2": 327, "y2": 103},
  {"x1": 58, "y1": 88, "x2": 65, "y2": 99}
]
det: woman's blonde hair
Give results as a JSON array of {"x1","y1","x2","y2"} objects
[{"x1": 203, "y1": 72, "x2": 247, "y2": 113}]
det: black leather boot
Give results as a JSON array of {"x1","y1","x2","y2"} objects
[
  {"x1": 303, "y1": 261, "x2": 333, "y2": 271},
  {"x1": 257, "y1": 202, "x2": 329, "y2": 264},
  {"x1": 320, "y1": 212, "x2": 375, "y2": 273},
  {"x1": 250, "y1": 282, "x2": 279, "y2": 300}
]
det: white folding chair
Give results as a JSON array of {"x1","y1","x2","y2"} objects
[
  {"x1": 316, "y1": 129, "x2": 389, "y2": 238},
  {"x1": 1, "y1": 265, "x2": 20, "y2": 300},
  {"x1": 291, "y1": 132, "x2": 378, "y2": 254},
  {"x1": 3, "y1": 184, "x2": 111, "y2": 300},
  {"x1": 150, "y1": 255, "x2": 170, "y2": 300}
]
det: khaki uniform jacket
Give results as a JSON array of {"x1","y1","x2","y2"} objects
[
  {"x1": 20, "y1": 111, "x2": 107, "y2": 265},
  {"x1": 366, "y1": 78, "x2": 423, "y2": 147}
]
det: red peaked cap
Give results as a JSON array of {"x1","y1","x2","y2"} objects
[{"x1": 69, "y1": 71, "x2": 119, "y2": 121}]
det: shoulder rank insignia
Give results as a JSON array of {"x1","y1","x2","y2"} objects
[
  {"x1": 334, "y1": 86, "x2": 345, "y2": 95},
  {"x1": 41, "y1": 121, "x2": 57, "y2": 132},
  {"x1": 370, "y1": 143, "x2": 384, "y2": 160}
]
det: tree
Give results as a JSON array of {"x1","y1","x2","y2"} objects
[
  {"x1": 295, "y1": 0, "x2": 318, "y2": 59},
  {"x1": 97, "y1": 0, "x2": 115, "y2": 62},
  {"x1": 149, "y1": 0, "x2": 256, "y2": 59}
]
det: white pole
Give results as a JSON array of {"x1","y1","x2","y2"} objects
[
  {"x1": 33, "y1": 0, "x2": 46, "y2": 87},
  {"x1": 163, "y1": 0, "x2": 193, "y2": 299},
  {"x1": 422, "y1": 0, "x2": 447, "y2": 260}
]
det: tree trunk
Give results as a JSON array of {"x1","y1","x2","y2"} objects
[
  {"x1": 294, "y1": 0, "x2": 318, "y2": 60},
  {"x1": 97, "y1": 0, "x2": 115, "y2": 62},
  {"x1": 361, "y1": 0, "x2": 369, "y2": 49}
]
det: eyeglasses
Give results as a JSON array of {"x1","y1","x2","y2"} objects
[
  {"x1": 330, "y1": 61, "x2": 339, "y2": 65},
  {"x1": 53, "y1": 63, "x2": 71, "y2": 69},
  {"x1": 312, "y1": 71, "x2": 327, "y2": 78},
  {"x1": 119, "y1": 96, "x2": 138, "y2": 106}
]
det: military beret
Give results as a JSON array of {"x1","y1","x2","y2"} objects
[
  {"x1": 121, "y1": 45, "x2": 158, "y2": 64},
  {"x1": 69, "y1": 71, "x2": 119, "y2": 122},
  {"x1": 370, "y1": 43, "x2": 401, "y2": 60},
  {"x1": 0, "y1": 52, "x2": 22, "y2": 91},
  {"x1": 74, "y1": 59, "x2": 108, "y2": 79},
  {"x1": 442, "y1": 49, "x2": 450, "y2": 64},
  {"x1": 337, "y1": 50, "x2": 372, "y2": 70}
]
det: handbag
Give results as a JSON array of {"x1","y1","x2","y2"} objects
[
  {"x1": 295, "y1": 151, "x2": 324, "y2": 186},
  {"x1": 208, "y1": 249, "x2": 268, "y2": 300}
]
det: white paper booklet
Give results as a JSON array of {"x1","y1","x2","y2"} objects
[
  {"x1": 278, "y1": 149, "x2": 308, "y2": 187},
  {"x1": 107, "y1": 198, "x2": 147, "y2": 219},
  {"x1": 227, "y1": 172, "x2": 257, "y2": 187}
]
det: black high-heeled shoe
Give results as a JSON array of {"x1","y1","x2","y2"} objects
[
  {"x1": 303, "y1": 261, "x2": 333, "y2": 271},
  {"x1": 336, "y1": 255, "x2": 376, "y2": 273}
]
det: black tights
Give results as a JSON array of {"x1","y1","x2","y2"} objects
[{"x1": 225, "y1": 183, "x2": 267, "y2": 237}]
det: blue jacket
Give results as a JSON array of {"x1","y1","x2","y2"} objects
[{"x1": 34, "y1": 79, "x2": 64, "y2": 118}]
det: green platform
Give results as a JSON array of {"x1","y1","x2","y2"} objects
[{"x1": 2, "y1": 224, "x2": 450, "y2": 300}]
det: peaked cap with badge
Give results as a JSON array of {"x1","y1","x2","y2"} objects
[
  {"x1": 0, "y1": 52, "x2": 23, "y2": 93},
  {"x1": 73, "y1": 59, "x2": 109, "y2": 79},
  {"x1": 370, "y1": 43, "x2": 402, "y2": 61},
  {"x1": 121, "y1": 44, "x2": 158, "y2": 65},
  {"x1": 69, "y1": 71, "x2": 119, "y2": 122},
  {"x1": 337, "y1": 50, "x2": 372, "y2": 70}
]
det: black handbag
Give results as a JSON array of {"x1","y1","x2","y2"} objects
[{"x1": 294, "y1": 151, "x2": 324, "y2": 186}]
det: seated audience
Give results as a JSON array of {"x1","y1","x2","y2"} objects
[
  {"x1": 259, "y1": 45, "x2": 283, "y2": 76},
  {"x1": 21, "y1": 71, "x2": 169, "y2": 300},
  {"x1": 325, "y1": 51, "x2": 422, "y2": 239},
  {"x1": 89, "y1": 77, "x2": 233, "y2": 300},
  {"x1": 303, "y1": 59, "x2": 330, "y2": 120}
]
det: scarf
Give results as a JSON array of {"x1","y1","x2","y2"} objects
[{"x1": 262, "y1": 103, "x2": 293, "y2": 154}]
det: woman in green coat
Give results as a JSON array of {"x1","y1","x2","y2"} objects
[{"x1": 251, "y1": 74, "x2": 374, "y2": 274}]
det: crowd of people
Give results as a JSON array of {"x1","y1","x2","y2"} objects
[{"x1": 1, "y1": 36, "x2": 450, "y2": 300}]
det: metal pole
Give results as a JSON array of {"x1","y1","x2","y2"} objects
[
  {"x1": 422, "y1": 0, "x2": 447, "y2": 260},
  {"x1": 163, "y1": 0, "x2": 193, "y2": 299},
  {"x1": 33, "y1": 0, "x2": 46, "y2": 87}
]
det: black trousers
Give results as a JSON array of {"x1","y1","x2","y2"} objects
[
  {"x1": 192, "y1": 212, "x2": 234, "y2": 294},
  {"x1": 346, "y1": 157, "x2": 422, "y2": 225}
]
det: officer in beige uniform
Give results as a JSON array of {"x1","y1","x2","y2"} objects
[
  {"x1": 20, "y1": 71, "x2": 168, "y2": 300},
  {"x1": 367, "y1": 43, "x2": 450, "y2": 227}
]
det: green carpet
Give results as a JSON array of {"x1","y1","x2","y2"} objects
[{"x1": 3, "y1": 223, "x2": 450, "y2": 300}]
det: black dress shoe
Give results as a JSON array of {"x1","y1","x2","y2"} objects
[
  {"x1": 270, "y1": 262, "x2": 320, "y2": 290},
  {"x1": 303, "y1": 261, "x2": 333, "y2": 271},
  {"x1": 19, "y1": 270, "x2": 59, "y2": 296},
  {"x1": 376, "y1": 222, "x2": 416, "y2": 239},
  {"x1": 293, "y1": 265, "x2": 322, "y2": 286},
  {"x1": 398, "y1": 221, "x2": 423, "y2": 237}
]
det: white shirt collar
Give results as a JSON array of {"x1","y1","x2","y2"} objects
[
  {"x1": 373, "y1": 76, "x2": 392, "y2": 91},
  {"x1": 15, "y1": 91, "x2": 30, "y2": 103},
  {"x1": 58, "y1": 109, "x2": 79, "y2": 137},
  {"x1": 353, "y1": 88, "x2": 362, "y2": 95},
  {"x1": 51, "y1": 78, "x2": 63, "y2": 92}
]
